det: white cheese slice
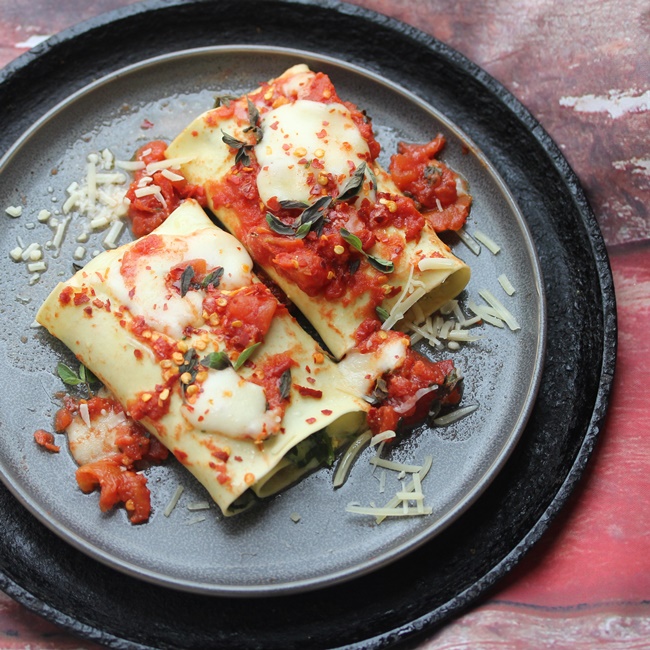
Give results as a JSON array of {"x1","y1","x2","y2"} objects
[
  {"x1": 182, "y1": 367, "x2": 279, "y2": 440},
  {"x1": 254, "y1": 99, "x2": 370, "y2": 205}
]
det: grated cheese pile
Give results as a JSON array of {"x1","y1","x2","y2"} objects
[{"x1": 7, "y1": 148, "x2": 131, "y2": 287}]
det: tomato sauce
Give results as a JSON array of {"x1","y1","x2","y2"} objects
[
  {"x1": 248, "y1": 353, "x2": 297, "y2": 412},
  {"x1": 76, "y1": 459, "x2": 151, "y2": 524},
  {"x1": 125, "y1": 140, "x2": 207, "y2": 237},
  {"x1": 389, "y1": 136, "x2": 472, "y2": 232},
  {"x1": 203, "y1": 283, "x2": 278, "y2": 352},
  {"x1": 366, "y1": 350, "x2": 461, "y2": 435},
  {"x1": 55, "y1": 392, "x2": 170, "y2": 524}
]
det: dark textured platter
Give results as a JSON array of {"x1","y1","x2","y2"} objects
[{"x1": 0, "y1": 1, "x2": 616, "y2": 648}]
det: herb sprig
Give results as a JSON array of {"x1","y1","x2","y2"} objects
[
  {"x1": 339, "y1": 228, "x2": 395, "y2": 273},
  {"x1": 57, "y1": 362, "x2": 100, "y2": 396}
]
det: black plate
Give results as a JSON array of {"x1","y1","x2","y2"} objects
[{"x1": 0, "y1": 1, "x2": 616, "y2": 647}]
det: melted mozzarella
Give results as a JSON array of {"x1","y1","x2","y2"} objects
[
  {"x1": 66, "y1": 408, "x2": 126, "y2": 466},
  {"x1": 254, "y1": 99, "x2": 370, "y2": 205},
  {"x1": 182, "y1": 368, "x2": 280, "y2": 440},
  {"x1": 104, "y1": 228, "x2": 252, "y2": 339},
  {"x1": 338, "y1": 336, "x2": 409, "y2": 398}
]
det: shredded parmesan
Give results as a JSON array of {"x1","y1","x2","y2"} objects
[
  {"x1": 433, "y1": 403, "x2": 479, "y2": 426},
  {"x1": 163, "y1": 485, "x2": 184, "y2": 517},
  {"x1": 332, "y1": 430, "x2": 372, "y2": 487},
  {"x1": 478, "y1": 289, "x2": 520, "y2": 331},
  {"x1": 498, "y1": 273, "x2": 515, "y2": 295},
  {"x1": 456, "y1": 227, "x2": 481, "y2": 255},
  {"x1": 187, "y1": 501, "x2": 211, "y2": 511},
  {"x1": 5, "y1": 205, "x2": 22, "y2": 218},
  {"x1": 473, "y1": 230, "x2": 501, "y2": 254},
  {"x1": 417, "y1": 257, "x2": 458, "y2": 272},
  {"x1": 370, "y1": 430, "x2": 396, "y2": 447}
]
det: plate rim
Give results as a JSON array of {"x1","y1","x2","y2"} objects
[{"x1": 0, "y1": 0, "x2": 616, "y2": 647}]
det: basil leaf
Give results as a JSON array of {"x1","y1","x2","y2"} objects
[
  {"x1": 202, "y1": 351, "x2": 231, "y2": 370},
  {"x1": 338, "y1": 162, "x2": 367, "y2": 202},
  {"x1": 279, "y1": 368, "x2": 292, "y2": 400},
  {"x1": 180, "y1": 265, "x2": 195, "y2": 297},
  {"x1": 57, "y1": 362, "x2": 82, "y2": 386},
  {"x1": 201, "y1": 267, "x2": 224, "y2": 289},
  {"x1": 367, "y1": 254, "x2": 395, "y2": 274},
  {"x1": 233, "y1": 342, "x2": 261, "y2": 371},
  {"x1": 266, "y1": 212, "x2": 298, "y2": 236},
  {"x1": 375, "y1": 306, "x2": 390, "y2": 322},
  {"x1": 339, "y1": 228, "x2": 364, "y2": 253}
]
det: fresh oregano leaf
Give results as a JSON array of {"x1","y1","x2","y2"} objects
[
  {"x1": 233, "y1": 342, "x2": 262, "y2": 371},
  {"x1": 57, "y1": 362, "x2": 83, "y2": 386},
  {"x1": 375, "y1": 305, "x2": 390, "y2": 322},
  {"x1": 201, "y1": 351, "x2": 231, "y2": 370},
  {"x1": 338, "y1": 162, "x2": 367, "y2": 202},
  {"x1": 266, "y1": 212, "x2": 298, "y2": 236},
  {"x1": 279, "y1": 368, "x2": 292, "y2": 400},
  {"x1": 180, "y1": 265, "x2": 195, "y2": 297},
  {"x1": 201, "y1": 267, "x2": 224, "y2": 290}
]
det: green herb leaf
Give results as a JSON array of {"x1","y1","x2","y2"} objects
[
  {"x1": 338, "y1": 162, "x2": 367, "y2": 202},
  {"x1": 246, "y1": 98, "x2": 260, "y2": 128},
  {"x1": 179, "y1": 348, "x2": 200, "y2": 388},
  {"x1": 180, "y1": 265, "x2": 195, "y2": 297},
  {"x1": 266, "y1": 212, "x2": 298, "y2": 236},
  {"x1": 201, "y1": 267, "x2": 224, "y2": 290},
  {"x1": 233, "y1": 342, "x2": 261, "y2": 371},
  {"x1": 340, "y1": 228, "x2": 394, "y2": 274},
  {"x1": 221, "y1": 130, "x2": 246, "y2": 150},
  {"x1": 234, "y1": 147, "x2": 251, "y2": 166},
  {"x1": 214, "y1": 94, "x2": 238, "y2": 108},
  {"x1": 279, "y1": 368, "x2": 292, "y2": 400},
  {"x1": 366, "y1": 254, "x2": 395, "y2": 274},
  {"x1": 375, "y1": 305, "x2": 390, "y2": 322},
  {"x1": 339, "y1": 228, "x2": 364, "y2": 253},
  {"x1": 294, "y1": 222, "x2": 313, "y2": 239},
  {"x1": 57, "y1": 362, "x2": 83, "y2": 386},
  {"x1": 279, "y1": 200, "x2": 310, "y2": 211},
  {"x1": 201, "y1": 351, "x2": 232, "y2": 370}
]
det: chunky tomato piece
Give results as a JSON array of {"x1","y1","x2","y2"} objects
[
  {"x1": 367, "y1": 351, "x2": 460, "y2": 435},
  {"x1": 34, "y1": 430, "x2": 60, "y2": 453},
  {"x1": 125, "y1": 140, "x2": 207, "y2": 237},
  {"x1": 76, "y1": 459, "x2": 151, "y2": 524},
  {"x1": 389, "y1": 136, "x2": 471, "y2": 232},
  {"x1": 249, "y1": 353, "x2": 297, "y2": 411},
  {"x1": 204, "y1": 284, "x2": 277, "y2": 351}
]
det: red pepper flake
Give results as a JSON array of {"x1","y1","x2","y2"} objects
[
  {"x1": 316, "y1": 129, "x2": 327, "y2": 139},
  {"x1": 234, "y1": 456, "x2": 243, "y2": 462},
  {"x1": 73, "y1": 292, "x2": 90, "y2": 306},
  {"x1": 134, "y1": 349, "x2": 143, "y2": 360},
  {"x1": 192, "y1": 130, "x2": 199, "y2": 137},
  {"x1": 294, "y1": 384, "x2": 323, "y2": 398},
  {"x1": 306, "y1": 417, "x2": 317, "y2": 425},
  {"x1": 92, "y1": 298, "x2": 105, "y2": 309},
  {"x1": 270, "y1": 121, "x2": 279, "y2": 130},
  {"x1": 174, "y1": 449, "x2": 189, "y2": 465},
  {"x1": 128, "y1": 287, "x2": 136, "y2": 299},
  {"x1": 83, "y1": 306, "x2": 93, "y2": 317},
  {"x1": 141, "y1": 119, "x2": 154, "y2": 129},
  {"x1": 34, "y1": 429, "x2": 60, "y2": 453},
  {"x1": 306, "y1": 376, "x2": 316, "y2": 384},
  {"x1": 321, "y1": 409, "x2": 333, "y2": 416}
]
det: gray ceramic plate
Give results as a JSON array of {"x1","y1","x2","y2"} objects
[{"x1": 0, "y1": 46, "x2": 544, "y2": 595}]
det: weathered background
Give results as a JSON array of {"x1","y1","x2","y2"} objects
[{"x1": 0, "y1": 1, "x2": 648, "y2": 648}]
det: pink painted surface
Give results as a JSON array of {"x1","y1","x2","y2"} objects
[{"x1": 0, "y1": 1, "x2": 647, "y2": 647}]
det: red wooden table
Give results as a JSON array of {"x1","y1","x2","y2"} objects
[{"x1": 0, "y1": 1, "x2": 648, "y2": 647}]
